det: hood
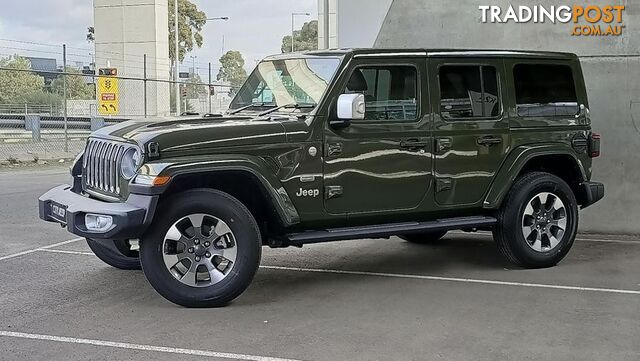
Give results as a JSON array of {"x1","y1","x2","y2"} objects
[{"x1": 91, "y1": 115, "x2": 297, "y2": 156}]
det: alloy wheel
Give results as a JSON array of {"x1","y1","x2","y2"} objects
[
  {"x1": 521, "y1": 192, "x2": 567, "y2": 252},
  {"x1": 162, "y1": 213, "x2": 237, "y2": 287}
]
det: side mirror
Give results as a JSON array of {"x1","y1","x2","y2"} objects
[{"x1": 331, "y1": 94, "x2": 365, "y2": 128}]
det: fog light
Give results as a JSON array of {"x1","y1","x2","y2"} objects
[{"x1": 85, "y1": 214, "x2": 113, "y2": 232}]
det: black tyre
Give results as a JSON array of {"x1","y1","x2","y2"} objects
[
  {"x1": 86, "y1": 239, "x2": 141, "y2": 270},
  {"x1": 493, "y1": 172, "x2": 578, "y2": 268},
  {"x1": 399, "y1": 231, "x2": 447, "y2": 244},
  {"x1": 140, "y1": 189, "x2": 261, "y2": 308}
]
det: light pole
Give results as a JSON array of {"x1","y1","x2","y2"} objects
[
  {"x1": 174, "y1": 0, "x2": 180, "y2": 115},
  {"x1": 291, "y1": 12, "x2": 311, "y2": 53}
]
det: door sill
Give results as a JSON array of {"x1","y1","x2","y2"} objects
[{"x1": 285, "y1": 216, "x2": 496, "y2": 245}]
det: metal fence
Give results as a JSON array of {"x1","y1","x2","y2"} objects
[{"x1": 0, "y1": 41, "x2": 235, "y2": 162}]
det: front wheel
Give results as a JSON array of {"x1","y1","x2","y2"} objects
[
  {"x1": 493, "y1": 172, "x2": 578, "y2": 268},
  {"x1": 86, "y1": 239, "x2": 141, "y2": 270},
  {"x1": 140, "y1": 189, "x2": 261, "y2": 308}
]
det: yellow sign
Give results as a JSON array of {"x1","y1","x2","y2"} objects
[{"x1": 97, "y1": 75, "x2": 119, "y2": 115}]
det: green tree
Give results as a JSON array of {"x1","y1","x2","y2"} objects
[
  {"x1": 217, "y1": 51, "x2": 248, "y2": 89},
  {"x1": 51, "y1": 67, "x2": 95, "y2": 100},
  {"x1": 168, "y1": 0, "x2": 206, "y2": 65},
  {"x1": 0, "y1": 56, "x2": 45, "y2": 104},
  {"x1": 281, "y1": 20, "x2": 318, "y2": 53}
]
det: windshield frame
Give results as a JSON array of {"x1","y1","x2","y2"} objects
[{"x1": 228, "y1": 55, "x2": 345, "y2": 116}]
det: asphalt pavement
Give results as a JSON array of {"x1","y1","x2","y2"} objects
[{"x1": 0, "y1": 166, "x2": 638, "y2": 361}]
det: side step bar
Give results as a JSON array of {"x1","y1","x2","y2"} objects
[{"x1": 285, "y1": 216, "x2": 497, "y2": 246}]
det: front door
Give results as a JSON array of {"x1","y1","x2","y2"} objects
[
  {"x1": 323, "y1": 58, "x2": 432, "y2": 215},
  {"x1": 430, "y1": 57, "x2": 510, "y2": 206}
]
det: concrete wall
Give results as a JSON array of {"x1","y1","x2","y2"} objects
[
  {"x1": 94, "y1": 0, "x2": 171, "y2": 117},
  {"x1": 327, "y1": 0, "x2": 639, "y2": 234}
]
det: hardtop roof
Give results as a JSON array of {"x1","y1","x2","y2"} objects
[{"x1": 265, "y1": 48, "x2": 578, "y2": 60}]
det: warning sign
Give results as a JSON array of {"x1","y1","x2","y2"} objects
[{"x1": 97, "y1": 72, "x2": 119, "y2": 115}]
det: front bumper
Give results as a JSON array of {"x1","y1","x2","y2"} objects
[
  {"x1": 581, "y1": 181, "x2": 605, "y2": 209},
  {"x1": 38, "y1": 185, "x2": 158, "y2": 239}
]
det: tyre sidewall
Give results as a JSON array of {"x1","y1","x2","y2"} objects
[
  {"x1": 501, "y1": 174, "x2": 578, "y2": 267},
  {"x1": 140, "y1": 189, "x2": 261, "y2": 307},
  {"x1": 86, "y1": 239, "x2": 141, "y2": 270}
]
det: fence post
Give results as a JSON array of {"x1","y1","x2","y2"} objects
[
  {"x1": 62, "y1": 44, "x2": 68, "y2": 153},
  {"x1": 208, "y1": 62, "x2": 212, "y2": 114},
  {"x1": 143, "y1": 54, "x2": 148, "y2": 118},
  {"x1": 25, "y1": 115, "x2": 41, "y2": 142}
]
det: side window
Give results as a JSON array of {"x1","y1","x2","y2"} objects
[
  {"x1": 345, "y1": 65, "x2": 418, "y2": 121},
  {"x1": 439, "y1": 65, "x2": 500, "y2": 119},
  {"x1": 514, "y1": 64, "x2": 578, "y2": 117}
]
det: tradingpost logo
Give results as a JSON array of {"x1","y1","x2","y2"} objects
[{"x1": 479, "y1": 5, "x2": 626, "y2": 36}]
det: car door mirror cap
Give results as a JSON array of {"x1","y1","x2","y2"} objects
[{"x1": 337, "y1": 93, "x2": 365, "y2": 121}]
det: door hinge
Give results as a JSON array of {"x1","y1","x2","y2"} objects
[
  {"x1": 327, "y1": 143, "x2": 343, "y2": 157},
  {"x1": 436, "y1": 178, "x2": 452, "y2": 193},
  {"x1": 325, "y1": 185, "x2": 343, "y2": 199}
]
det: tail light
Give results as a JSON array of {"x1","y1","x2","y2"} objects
[{"x1": 589, "y1": 132, "x2": 601, "y2": 158}]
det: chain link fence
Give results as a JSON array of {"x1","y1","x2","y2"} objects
[{"x1": 0, "y1": 42, "x2": 235, "y2": 163}]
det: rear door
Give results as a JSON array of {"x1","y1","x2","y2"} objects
[{"x1": 430, "y1": 57, "x2": 510, "y2": 206}]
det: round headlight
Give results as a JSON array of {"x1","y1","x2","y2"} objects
[{"x1": 120, "y1": 148, "x2": 142, "y2": 180}]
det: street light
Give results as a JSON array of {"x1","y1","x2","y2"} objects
[{"x1": 291, "y1": 12, "x2": 311, "y2": 53}]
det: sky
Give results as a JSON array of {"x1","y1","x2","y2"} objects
[{"x1": 0, "y1": 0, "x2": 317, "y2": 75}]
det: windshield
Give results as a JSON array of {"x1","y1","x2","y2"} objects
[{"x1": 229, "y1": 57, "x2": 342, "y2": 113}]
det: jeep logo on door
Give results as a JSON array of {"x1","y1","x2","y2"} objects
[{"x1": 296, "y1": 188, "x2": 320, "y2": 198}]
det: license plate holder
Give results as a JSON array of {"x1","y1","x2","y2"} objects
[{"x1": 50, "y1": 202, "x2": 68, "y2": 223}]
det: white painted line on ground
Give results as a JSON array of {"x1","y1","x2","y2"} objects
[
  {"x1": 0, "y1": 238, "x2": 84, "y2": 261},
  {"x1": 260, "y1": 265, "x2": 640, "y2": 296},
  {"x1": 447, "y1": 231, "x2": 640, "y2": 245},
  {"x1": 0, "y1": 330, "x2": 302, "y2": 361},
  {"x1": 38, "y1": 249, "x2": 93, "y2": 256}
]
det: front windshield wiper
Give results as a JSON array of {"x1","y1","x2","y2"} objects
[
  {"x1": 258, "y1": 103, "x2": 316, "y2": 117},
  {"x1": 227, "y1": 102, "x2": 274, "y2": 115}
]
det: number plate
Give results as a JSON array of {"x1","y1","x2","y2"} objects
[{"x1": 50, "y1": 202, "x2": 67, "y2": 223}]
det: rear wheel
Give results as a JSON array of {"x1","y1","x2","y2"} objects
[
  {"x1": 493, "y1": 172, "x2": 578, "y2": 268},
  {"x1": 86, "y1": 239, "x2": 140, "y2": 270},
  {"x1": 140, "y1": 189, "x2": 261, "y2": 308},
  {"x1": 399, "y1": 231, "x2": 447, "y2": 244}
]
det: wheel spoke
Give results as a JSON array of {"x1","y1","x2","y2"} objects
[
  {"x1": 548, "y1": 233, "x2": 562, "y2": 249},
  {"x1": 165, "y1": 224, "x2": 186, "y2": 241},
  {"x1": 180, "y1": 261, "x2": 198, "y2": 287},
  {"x1": 522, "y1": 224, "x2": 535, "y2": 239},
  {"x1": 205, "y1": 261, "x2": 226, "y2": 284},
  {"x1": 213, "y1": 220, "x2": 232, "y2": 239},
  {"x1": 187, "y1": 214, "x2": 205, "y2": 229},
  {"x1": 549, "y1": 195, "x2": 563, "y2": 212},
  {"x1": 530, "y1": 231, "x2": 543, "y2": 252},
  {"x1": 222, "y1": 244, "x2": 237, "y2": 263}
]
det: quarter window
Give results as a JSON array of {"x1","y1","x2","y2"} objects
[
  {"x1": 344, "y1": 65, "x2": 418, "y2": 121},
  {"x1": 514, "y1": 64, "x2": 578, "y2": 117},
  {"x1": 439, "y1": 65, "x2": 500, "y2": 119}
]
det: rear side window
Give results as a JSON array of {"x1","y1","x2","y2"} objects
[
  {"x1": 439, "y1": 65, "x2": 500, "y2": 119},
  {"x1": 345, "y1": 65, "x2": 418, "y2": 121},
  {"x1": 514, "y1": 64, "x2": 578, "y2": 117}
]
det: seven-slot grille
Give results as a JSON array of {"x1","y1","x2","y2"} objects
[{"x1": 82, "y1": 138, "x2": 129, "y2": 196}]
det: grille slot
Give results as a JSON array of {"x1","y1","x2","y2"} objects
[{"x1": 83, "y1": 138, "x2": 130, "y2": 197}]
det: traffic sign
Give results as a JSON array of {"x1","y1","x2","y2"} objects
[{"x1": 97, "y1": 69, "x2": 119, "y2": 115}]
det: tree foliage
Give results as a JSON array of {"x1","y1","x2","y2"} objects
[
  {"x1": 168, "y1": 0, "x2": 206, "y2": 65},
  {"x1": 0, "y1": 56, "x2": 45, "y2": 104},
  {"x1": 217, "y1": 51, "x2": 248, "y2": 89},
  {"x1": 51, "y1": 67, "x2": 95, "y2": 100},
  {"x1": 281, "y1": 20, "x2": 318, "y2": 53}
]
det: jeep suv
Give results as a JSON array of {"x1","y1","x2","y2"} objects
[{"x1": 39, "y1": 49, "x2": 604, "y2": 307}]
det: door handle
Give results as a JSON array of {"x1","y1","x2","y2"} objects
[
  {"x1": 400, "y1": 138, "x2": 428, "y2": 149},
  {"x1": 476, "y1": 136, "x2": 503, "y2": 146}
]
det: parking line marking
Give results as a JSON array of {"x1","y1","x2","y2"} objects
[
  {"x1": 0, "y1": 238, "x2": 84, "y2": 261},
  {"x1": 447, "y1": 231, "x2": 640, "y2": 245},
  {"x1": 0, "y1": 330, "x2": 303, "y2": 361},
  {"x1": 260, "y1": 265, "x2": 640, "y2": 296},
  {"x1": 38, "y1": 249, "x2": 94, "y2": 256}
]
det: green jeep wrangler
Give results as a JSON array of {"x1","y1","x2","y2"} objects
[{"x1": 39, "y1": 49, "x2": 604, "y2": 307}]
